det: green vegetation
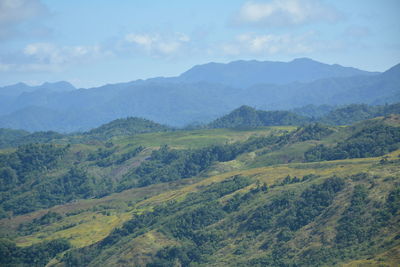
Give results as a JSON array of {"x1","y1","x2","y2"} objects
[
  {"x1": 18, "y1": 212, "x2": 63, "y2": 235},
  {"x1": 84, "y1": 117, "x2": 171, "y2": 140},
  {"x1": 320, "y1": 103, "x2": 400, "y2": 125},
  {"x1": 0, "y1": 238, "x2": 70, "y2": 266},
  {"x1": 0, "y1": 111, "x2": 399, "y2": 266},
  {"x1": 305, "y1": 121, "x2": 400, "y2": 161},
  {"x1": 0, "y1": 130, "x2": 66, "y2": 149},
  {"x1": 119, "y1": 134, "x2": 279, "y2": 189},
  {"x1": 0, "y1": 125, "x2": 291, "y2": 217},
  {"x1": 88, "y1": 145, "x2": 144, "y2": 167},
  {"x1": 208, "y1": 105, "x2": 310, "y2": 129},
  {"x1": 0, "y1": 144, "x2": 68, "y2": 193},
  {"x1": 59, "y1": 171, "x2": 400, "y2": 267},
  {"x1": 208, "y1": 103, "x2": 400, "y2": 129},
  {"x1": 0, "y1": 128, "x2": 29, "y2": 148}
]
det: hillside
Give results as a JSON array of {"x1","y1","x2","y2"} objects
[
  {"x1": 0, "y1": 115, "x2": 399, "y2": 266},
  {"x1": 84, "y1": 117, "x2": 171, "y2": 140},
  {"x1": 0, "y1": 58, "x2": 398, "y2": 132},
  {"x1": 0, "y1": 128, "x2": 30, "y2": 148},
  {"x1": 207, "y1": 103, "x2": 400, "y2": 129},
  {"x1": 208, "y1": 105, "x2": 310, "y2": 128},
  {"x1": 320, "y1": 103, "x2": 400, "y2": 125},
  {"x1": 1, "y1": 103, "x2": 398, "y2": 150}
]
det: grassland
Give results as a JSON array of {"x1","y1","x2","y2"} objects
[
  {"x1": 8, "y1": 150, "x2": 397, "y2": 251},
  {"x1": 114, "y1": 126, "x2": 295, "y2": 149}
]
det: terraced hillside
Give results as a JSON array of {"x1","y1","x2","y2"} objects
[{"x1": 0, "y1": 115, "x2": 399, "y2": 266}]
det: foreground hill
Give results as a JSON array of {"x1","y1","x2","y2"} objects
[
  {"x1": 0, "y1": 115, "x2": 399, "y2": 266},
  {"x1": 0, "y1": 59, "x2": 398, "y2": 132}
]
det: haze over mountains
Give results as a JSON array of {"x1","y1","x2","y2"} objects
[{"x1": 0, "y1": 58, "x2": 399, "y2": 132}]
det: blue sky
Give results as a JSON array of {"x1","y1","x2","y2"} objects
[{"x1": 0, "y1": 0, "x2": 399, "y2": 88}]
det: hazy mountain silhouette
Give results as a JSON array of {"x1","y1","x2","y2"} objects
[
  {"x1": 0, "y1": 59, "x2": 398, "y2": 132},
  {"x1": 177, "y1": 58, "x2": 377, "y2": 87}
]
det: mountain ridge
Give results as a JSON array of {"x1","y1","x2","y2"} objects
[
  {"x1": 0, "y1": 58, "x2": 398, "y2": 132},
  {"x1": 0, "y1": 58, "x2": 378, "y2": 93},
  {"x1": 178, "y1": 57, "x2": 378, "y2": 87}
]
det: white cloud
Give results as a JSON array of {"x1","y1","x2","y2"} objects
[
  {"x1": 23, "y1": 43, "x2": 104, "y2": 64},
  {"x1": 235, "y1": 0, "x2": 340, "y2": 27},
  {"x1": 124, "y1": 32, "x2": 191, "y2": 57},
  {"x1": 0, "y1": 31, "x2": 191, "y2": 73},
  {"x1": 125, "y1": 34, "x2": 154, "y2": 47},
  {"x1": 0, "y1": 0, "x2": 48, "y2": 40},
  {"x1": 0, "y1": 42, "x2": 109, "y2": 73}
]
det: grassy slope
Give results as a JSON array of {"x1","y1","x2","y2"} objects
[
  {"x1": 100, "y1": 152, "x2": 400, "y2": 267},
  {"x1": 0, "y1": 127, "x2": 294, "y2": 240},
  {"x1": 115, "y1": 127, "x2": 294, "y2": 149},
  {"x1": 4, "y1": 151, "x2": 398, "y2": 265},
  {"x1": 62, "y1": 153, "x2": 400, "y2": 266}
]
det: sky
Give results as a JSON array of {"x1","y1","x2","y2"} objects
[{"x1": 0, "y1": 0, "x2": 399, "y2": 88}]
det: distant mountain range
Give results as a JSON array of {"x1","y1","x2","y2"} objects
[
  {"x1": 0, "y1": 58, "x2": 399, "y2": 132},
  {"x1": 175, "y1": 57, "x2": 378, "y2": 87}
]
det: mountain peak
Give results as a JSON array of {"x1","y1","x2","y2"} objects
[
  {"x1": 208, "y1": 105, "x2": 309, "y2": 129},
  {"x1": 178, "y1": 58, "x2": 375, "y2": 87},
  {"x1": 85, "y1": 117, "x2": 170, "y2": 139},
  {"x1": 291, "y1": 57, "x2": 316, "y2": 63},
  {"x1": 39, "y1": 81, "x2": 76, "y2": 91}
]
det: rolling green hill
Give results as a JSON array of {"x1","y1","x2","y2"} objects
[
  {"x1": 207, "y1": 103, "x2": 400, "y2": 129},
  {"x1": 0, "y1": 114, "x2": 399, "y2": 266},
  {"x1": 83, "y1": 117, "x2": 171, "y2": 140},
  {"x1": 319, "y1": 103, "x2": 400, "y2": 125},
  {"x1": 208, "y1": 105, "x2": 310, "y2": 129}
]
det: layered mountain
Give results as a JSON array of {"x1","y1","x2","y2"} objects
[{"x1": 0, "y1": 59, "x2": 398, "y2": 132}]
